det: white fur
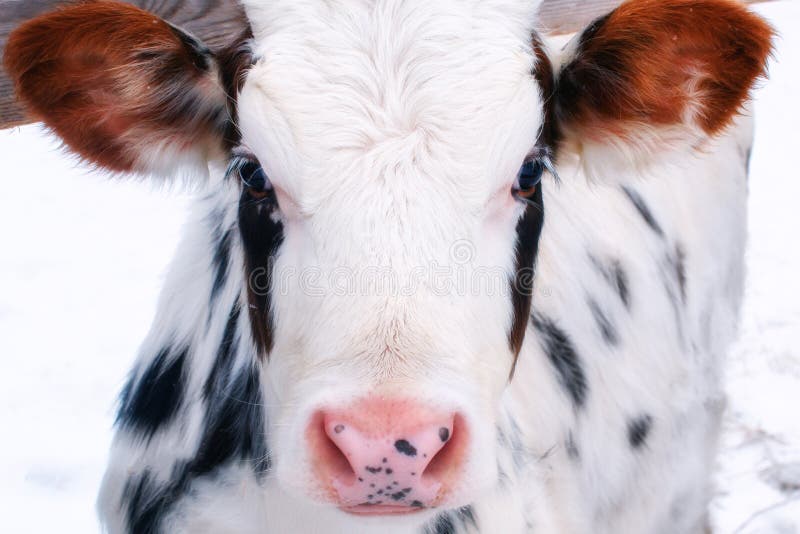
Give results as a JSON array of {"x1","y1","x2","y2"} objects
[{"x1": 96, "y1": 1, "x2": 754, "y2": 532}]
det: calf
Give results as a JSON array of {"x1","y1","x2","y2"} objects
[{"x1": 5, "y1": 0, "x2": 772, "y2": 532}]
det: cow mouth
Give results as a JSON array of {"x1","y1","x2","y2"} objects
[{"x1": 341, "y1": 504, "x2": 426, "y2": 516}]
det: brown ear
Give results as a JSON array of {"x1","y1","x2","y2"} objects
[
  {"x1": 3, "y1": 1, "x2": 230, "y2": 175},
  {"x1": 553, "y1": 0, "x2": 773, "y2": 149}
]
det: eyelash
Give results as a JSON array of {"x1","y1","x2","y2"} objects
[{"x1": 228, "y1": 155, "x2": 272, "y2": 199}]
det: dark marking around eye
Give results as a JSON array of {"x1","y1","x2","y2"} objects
[
  {"x1": 394, "y1": 439, "x2": 417, "y2": 457},
  {"x1": 508, "y1": 185, "x2": 545, "y2": 378},
  {"x1": 238, "y1": 182, "x2": 284, "y2": 359}
]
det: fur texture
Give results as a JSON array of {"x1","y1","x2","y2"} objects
[{"x1": 3, "y1": 0, "x2": 773, "y2": 532}]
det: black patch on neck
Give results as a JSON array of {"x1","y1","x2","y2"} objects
[
  {"x1": 122, "y1": 360, "x2": 269, "y2": 534},
  {"x1": 508, "y1": 185, "x2": 545, "y2": 378},
  {"x1": 122, "y1": 471, "x2": 162, "y2": 534},
  {"x1": 238, "y1": 188, "x2": 284, "y2": 358},
  {"x1": 117, "y1": 345, "x2": 188, "y2": 440},
  {"x1": 530, "y1": 312, "x2": 587, "y2": 408},
  {"x1": 628, "y1": 414, "x2": 653, "y2": 449},
  {"x1": 204, "y1": 302, "x2": 241, "y2": 398},
  {"x1": 621, "y1": 186, "x2": 664, "y2": 238}
]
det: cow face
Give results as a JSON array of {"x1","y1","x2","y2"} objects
[{"x1": 5, "y1": 0, "x2": 771, "y2": 521}]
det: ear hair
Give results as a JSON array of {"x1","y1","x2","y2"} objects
[
  {"x1": 3, "y1": 2, "x2": 251, "y2": 180},
  {"x1": 551, "y1": 0, "x2": 773, "y2": 180}
]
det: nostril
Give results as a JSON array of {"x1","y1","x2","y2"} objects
[
  {"x1": 421, "y1": 415, "x2": 466, "y2": 484},
  {"x1": 309, "y1": 413, "x2": 357, "y2": 486}
]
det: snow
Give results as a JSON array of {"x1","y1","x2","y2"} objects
[{"x1": 0, "y1": 2, "x2": 797, "y2": 532}]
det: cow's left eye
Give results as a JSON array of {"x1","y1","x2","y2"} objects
[
  {"x1": 235, "y1": 158, "x2": 272, "y2": 199},
  {"x1": 513, "y1": 159, "x2": 544, "y2": 199}
]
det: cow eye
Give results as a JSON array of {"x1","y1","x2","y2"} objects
[
  {"x1": 237, "y1": 159, "x2": 272, "y2": 199},
  {"x1": 513, "y1": 159, "x2": 544, "y2": 199}
]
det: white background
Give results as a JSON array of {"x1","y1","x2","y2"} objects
[{"x1": 0, "y1": 2, "x2": 797, "y2": 531}]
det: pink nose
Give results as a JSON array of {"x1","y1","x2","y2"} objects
[{"x1": 307, "y1": 397, "x2": 467, "y2": 514}]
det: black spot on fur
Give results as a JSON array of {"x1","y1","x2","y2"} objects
[
  {"x1": 122, "y1": 471, "x2": 162, "y2": 534},
  {"x1": 192, "y1": 361, "x2": 269, "y2": 477},
  {"x1": 117, "y1": 345, "x2": 188, "y2": 439},
  {"x1": 628, "y1": 415, "x2": 653, "y2": 449},
  {"x1": 121, "y1": 362, "x2": 269, "y2": 534},
  {"x1": 210, "y1": 226, "x2": 233, "y2": 306},
  {"x1": 612, "y1": 262, "x2": 630, "y2": 308},
  {"x1": 204, "y1": 302, "x2": 240, "y2": 398},
  {"x1": 439, "y1": 427, "x2": 450, "y2": 442},
  {"x1": 590, "y1": 254, "x2": 631, "y2": 309},
  {"x1": 508, "y1": 185, "x2": 546, "y2": 377},
  {"x1": 428, "y1": 514, "x2": 456, "y2": 534},
  {"x1": 395, "y1": 439, "x2": 417, "y2": 457},
  {"x1": 425, "y1": 506, "x2": 477, "y2": 534},
  {"x1": 671, "y1": 244, "x2": 687, "y2": 303},
  {"x1": 531, "y1": 313, "x2": 587, "y2": 408},
  {"x1": 587, "y1": 297, "x2": 619, "y2": 345},
  {"x1": 622, "y1": 186, "x2": 664, "y2": 237}
]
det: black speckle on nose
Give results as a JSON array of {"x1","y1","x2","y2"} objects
[
  {"x1": 390, "y1": 491, "x2": 406, "y2": 501},
  {"x1": 394, "y1": 439, "x2": 417, "y2": 457},
  {"x1": 439, "y1": 427, "x2": 450, "y2": 442},
  {"x1": 365, "y1": 466, "x2": 382, "y2": 474},
  {"x1": 411, "y1": 500, "x2": 424, "y2": 508},
  {"x1": 385, "y1": 468, "x2": 393, "y2": 475},
  {"x1": 334, "y1": 424, "x2": 345, "y2": 434},
  {"x1": 382, "y1": 457, "x2": 387, "y2": 463}
]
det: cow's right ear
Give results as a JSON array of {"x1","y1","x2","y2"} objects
[{"x1": 4, "y1": 2, "x2": 237, "y2": 178}]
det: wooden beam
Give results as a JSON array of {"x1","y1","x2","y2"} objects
[{"x1": 0, "y1": 0, "x2": 772, "y2": 130}]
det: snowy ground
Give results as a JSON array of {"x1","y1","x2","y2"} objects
[{"x1": 0, "y1": 2, "x2": 798, "y2": 532}]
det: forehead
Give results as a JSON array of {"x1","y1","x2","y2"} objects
[{"x1": 238, "y1": 0, "x2": 545, "y2": 205}]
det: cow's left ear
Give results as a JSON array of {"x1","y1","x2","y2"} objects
[
  {"x1": 4, "y1": 2, "x2": 244, "y2": 179},
  {"x1": 552, "y1": 0, "x2": 773, "y2": 175}
]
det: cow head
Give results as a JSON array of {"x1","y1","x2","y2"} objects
[{"x1": 5, "y1": 0, "x2": 771, "y2": 522}]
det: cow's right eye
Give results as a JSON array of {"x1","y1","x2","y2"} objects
[{"x1": 235, "y1": 159, "x2": 272, "y2": 199}]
